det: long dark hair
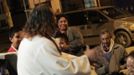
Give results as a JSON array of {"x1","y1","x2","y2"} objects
[
  {"x1": 24, "y1": 4, "x2": 56, "y2": 37},
  {"x1": 23, "y1": 4, "x2": 61, "y2": 54},
  {"x1": 56, "y1": 14, "x2": 68, "y2": 23}
]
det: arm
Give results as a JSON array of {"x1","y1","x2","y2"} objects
[
  {"x1": 84, "y1": 47, "x2": 108, "y2": 75},
  {"x1": 35, "y1": 39, "x2": 91, "y2": 75}
]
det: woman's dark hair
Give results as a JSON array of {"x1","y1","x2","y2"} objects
[
  {"x1": 24, "y1": 4, "x2": 62, "y2": 54},
  {"x1": 24, "y1": 4, "x2": 56, "y2": 37},
  {"x1": 56, "y1": 14, "x2": 68, "y2": 23}
]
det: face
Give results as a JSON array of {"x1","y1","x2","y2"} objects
[
  {"x1": 54, "y1": 38, "x2": 69, "y2": 50},
  {"x1": 59, "y1": 38, "x2": 69, "y2": 49},
  {"x1": 127, "y1": 57, "x2": 134, "y2": 75},
  {"x1": 10, "y1": 31, "x2": 23, "y2": 48},
  {"x1": 100, "y1": 33, "x2": 111, "y2": 47},
  {"x1": 58, "y1": 17, "x2": 68, "y2": 32}
]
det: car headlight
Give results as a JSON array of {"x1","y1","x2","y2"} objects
[
  {"x1": 122, "y1": 22, "x2": 134, "y2": 30},
  {"x1": 129, "y1": 24, "x2": 134, "y2": 30}
]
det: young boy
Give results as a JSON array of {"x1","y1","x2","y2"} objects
[
  {"x1": 8, "y1": 27, "x2": 22, "y2": 52},
  {"x1": 54, "y1": 33, "x2": 86, "y2": 56},
  {"x1": 126, "y1": 51, "x2": 134, "y2": 75},
  {"x1": 6, "y1": 26, "x2": 22, "y2": 75},
  {"x1": 54, "y1": 34, "x2": 70, "y2": 53}
]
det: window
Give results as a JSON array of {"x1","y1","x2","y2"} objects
[
  {"x1": 66, "y1": 11, "x2": 88, "y2": 26},
  {"x1": 100, "y1": 8, "x2": 125, "y2": 19},
  {"x1": 88, "y1": 10, "x2": 108, "y2": 24}
]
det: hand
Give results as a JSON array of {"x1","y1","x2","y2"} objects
[{"x1": 84, "y1": 48, "x2": 96, "y2": 58}]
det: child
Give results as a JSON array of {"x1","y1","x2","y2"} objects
[
  {"x1": 8, "y1": 26, "x2": 22, "y2": 52},
  {"x1": 54, "y1": 34, "x2": 70, "y2": 53},
  {"x1": 126, "y1": 51, "x2": 134, "y2": 75},
  {"x1": 6, "y1": 26, "x2": 22, "y2": 75},
  {"x1": 54, "y1": 33, "x2": 86, "y2": 56}
]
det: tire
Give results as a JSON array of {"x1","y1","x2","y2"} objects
[{"x1": 115, "y1": 31, "x2": 132, "y2": 47}]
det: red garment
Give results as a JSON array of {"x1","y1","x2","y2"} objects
[{"x1": 8, "y1": 46, "x2": 16, "y2": 52}]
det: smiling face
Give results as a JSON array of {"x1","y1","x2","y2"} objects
[
  {"x1": 58, "y1": 17, "x2": 68, "y2": 33},
  {"x1": 127, "y1": 56, "x2": 134, "y2": 75},
  {"x1": 10, "y1": 31, "x2": 23, "y2": 49},
  {"x1": 100, "y1": 32, "x2": 111, "y2": 47}
]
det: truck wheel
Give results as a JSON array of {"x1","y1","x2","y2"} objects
[{"x1": 115, "y1": 31, "x2": 132, "y2": 47}]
